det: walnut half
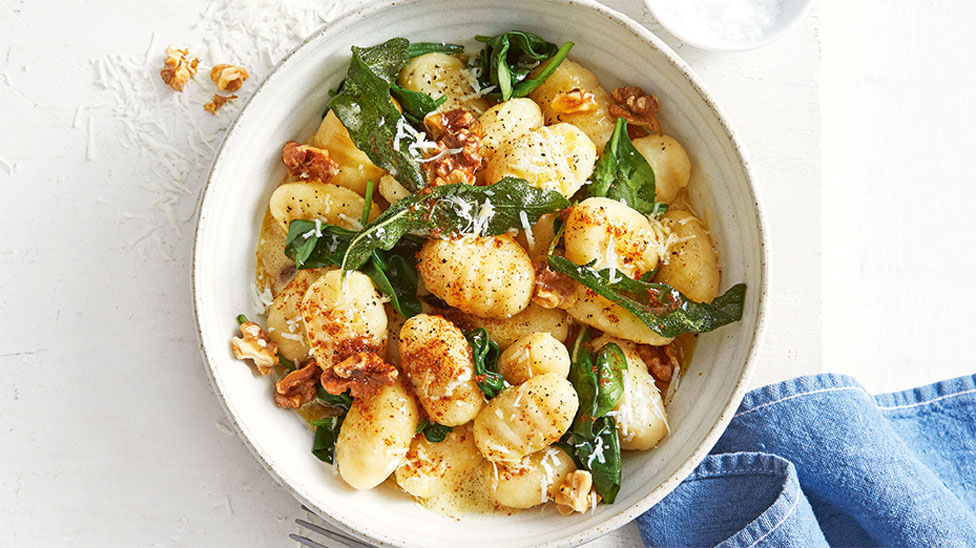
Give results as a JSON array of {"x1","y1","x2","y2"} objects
[
  {"x1": 210, "y1": 64, "x2": 250, "y2": 92},
  {"x1": 320, "y1": 352, "x2": 398, "y2": 399},
  {"x1": 423, "y1": 109, "x2": 483, "y2": 187},
  {"x1": 532, "y1": 261, "x2": 577, "y2": 310},
  {"x1": 281, "y1": 141, "x2": 340, "y2": 183},
  {"x1": 555, "y1": 470, "x2": 600, "y2": 515},
  {"x1": 638, "y1": 342, "x2": 681, "y2": 383},
  {"x1": 160, "y1": 46, "x2": 199, "y2": 92},
  {"x1": 609, "y1": 86, "x2": 663, "y2": 136},
  {"x1": 231, "y1": 321, "x2": 279, "y2": 375},
  {"x1": 274, "y1": 360, "x2": 321, "y2": 409}
]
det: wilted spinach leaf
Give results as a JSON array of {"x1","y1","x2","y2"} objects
[
  {"x1": 571, "y1": 416, "x2": 622, "y2": 503},
  {"x1": 594, "y1": 343, "x2": 628, "y2": 417},
  {"x1": 416, "y1": 419, "x2": 453, "y2": 443},
  {"x1": 583, "y1": 118, "x2": 667, "y2": 216},
  {"x1": 311, "y1": 416, "x2": 344, "y2": 464},
  {"x1": 474, "y1": 31, "x2": 573, "y2": 101},
  {"x1": 408, "y1": 42, "x2": 465, "y2": 57},
  {"x1": 390, "y1": 85, "x2": 447, "y2": 124},
  {"x1": 316, "y1": 385, "x2": 353, "y2": 412},
  {"x1": 465, "y1": 328, "x2": 506, "y2": 399}
]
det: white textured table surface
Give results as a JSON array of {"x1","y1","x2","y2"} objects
[{"x1": 4, "y1": 0, "x2": 968, "y2": 546}]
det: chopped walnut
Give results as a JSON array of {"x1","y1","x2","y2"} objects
[
  {"x1": 231, "y1": 321, "x2": 279, "y2": 375},
  {"x1": 274, "y1": 360, "x2": 321, "y2": 408},
  {"x1": 638, "y1": 342, "x2": 681, "y2": 383},
  {"x1": 320, "y1": 352, "x2": 398, "y2": 399},
  {"x1": 159, "y1": 46, "x2": 199, "y2": 92},
  {"x1": 532, "y1": 261, "x2": 577, "y2": 309},
  {"x1": 281, "y1": 141, "x2": 340, "y2": 182},
  {"x1": 209, "y1": 63, "x2": 250, "y2": 92},
  {"x1": 555, "y1": 470, "x2": 600, "y2": 515},
  {"x1": 609, "y1": 86, "x2": 663, "y2": 136},
  {"x1": 423, "y1": 109, "x2": 483, "y2": 187},
  {"x1": 550, "y1": 88, "x2": 599, "y2": 114},
  {"x1": 203, "y1": 93, "x2": 237, "y2": 115}
]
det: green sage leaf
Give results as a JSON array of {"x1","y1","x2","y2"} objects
[{"x1": 408, "y1": 42, "x2": 464, "y2": 58}]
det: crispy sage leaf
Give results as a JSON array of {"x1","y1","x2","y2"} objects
[
  {"x1": 583, "y1": 118, "x2": 667, "y2": 216},
  {"x1": 415, "y1": 419, "x2": 453, "y2": 443},
  {"x1": 339, "y1": 177, "x2": 569, "y2": 272},
  {"x1": 465, "y1": 328, "x2": 506, "y2": 399},
  {"x1": 593, "y1": 343, "x2": 628, "y2": 417},
  {"x1": 548, "y1": 255, "x2": 747, "y2": 338},
  {"x1": 330, "y1": 38, "x2": 427, "y2": 192},
  {"x1": 474, "y1": 31, "x2": 572, "y2": 101},
  {"x1": 316, "y1": 385, "x2": 354, "y2": 412},
  {"x1": 408, "y1": 42, "x2": 465, "y2": 58},
  {"x1": 311, "y1": 415, "x2": 343, "y2": 464}
]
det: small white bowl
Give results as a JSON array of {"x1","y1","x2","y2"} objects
[
  {"x1": 193, "y1": 0, "x2": 769, "y2": 546},
  {"x1": 646, "y1": 0, "x2": 815, "y2": 52}
]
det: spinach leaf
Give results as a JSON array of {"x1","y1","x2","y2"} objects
[
  {"x1": 474, "y1": 31, "x2": 573, "y2": 101},
  {"x1": 465, "y1": 328, "x2": 506, "y2": 399},
  {"x1": 568, "y1": 329, "x2": 598, "y2": 438},
  {"x1": 236, "y1": 314, "x2": 249, "y2": 325},
  {"x1": 416, "y1": 419, "x2": 453, "y2": 443},
  {"x1": 390, "y1": 84, "x2": 447, "y2": 124},
  {"x1": 284, "y1": 220, "x2": 422, "y2": 318},
  {"x1": 408, "y1": 42, "x2": 465, "y2": 58},
  {"x1": 594, "y1": 343, "x2": 628, "y2": 417},
  {"x1": 311, "y1": 416, "x2": 343, "y2": 464},
  {"x1": 571, "y1": 416, "x2": 622, "y2": 503},
  {"x1": 547, "y1": 255, "x2": 747, "y2": 338},
  {"x1": 583, "y1": 118, "x2": 667, "y2": 216},
  {"x1": 330, "y1": 38, "x2": 427, "y2": 192},
  {"x1": 316, "y1": 385, "x2": 353, "y2": 412},
  {"x1": 361, "y1": 179, "x2": 376, "y2": 226},
  {"x1": 339, "y1": 177, "x2": 569, "y2": 272}
]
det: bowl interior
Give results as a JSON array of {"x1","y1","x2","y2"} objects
[{"x1": 193, "y1": 1, "x2": 766, "y2": 546}]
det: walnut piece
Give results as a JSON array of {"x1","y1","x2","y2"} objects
[
  {"x1": 609, "y1": 86, "x2": 663, "y2": 136},
  {"x1": 320, "y1": 352, "x2": 398, "y2": 399},
  {"x1": 550, "y1": 88, "x2": 599, "y2": 115},
  {"x1": 231, "y1": 321, "x2": 279, "y2": 375},
  {"x1": 159, "y1": 46, "x2": 199, "y2": 92},
  {"x1": 638, "y1": 342, "x2": 681, "y2": 383},
  {"x1": 555, "y1": 470, "x2": 600, "y2": 515},
  {"x1": 203, "y1": 93, "x2": 237, "y2": 115},
  {"x1": 274, "y1": 360, "x2": 321, "y2": 408},
  {"x1": 532, "y1": 261, "x2": 577, "y2": 309},
  {"x1": 281, "y1": 141, "x2": 340, "y2": 183},
  {"x1": 423, "y1": 109, "x2": 483, "y2": 187},
  {"x1": 210, "y1": 63, "x2": 250, "y2": 92}
]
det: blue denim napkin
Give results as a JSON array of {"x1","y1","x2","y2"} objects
[{"x1": 636, "y1": 373, "x2": 976, "y2": 547}]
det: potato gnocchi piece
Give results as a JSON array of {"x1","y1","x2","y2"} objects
[
  {"x1": 474, "y1": 373, "x2": 578, "y2": 464},
  {"x1": 480, "y1": 446, "x2": 576, "y2": 509},
  {"x1": 476, "y1": 98, "x2": 544, "y2": 159},
  {"x1": 418, "y1": 235, "x2": 535, "y2": 319},
  {"x1": 255, "y1": 210, "x2": 296, "y2": 296},
  {"x1": 527, "y1": 58, "x2": 615, "y2": 151},
  {"x1": 591, "y1": 335, "x2": 669, "y2": 451},
  {"x1": 459, "y1": 303, "x2": 571, "y2": 351},
  {"x1": 398, "y1": 314, "x2": 485, "y2": 426},
  {"x1": 301, "y1": 270, "x2": 388, "y2": 368},
  {"x1": 268, "y1": 181, "x2": 378, "y2": 234},
  {"x1": 395, "y1": 424, "x2": 483, "y2": 499},
  {"x1": 631, "y1": 135, "x2": 691, "y2": 205},
  {"x1": 484, "y1": 123, "x2": 597, "y2": 198},
  {"x1": 397, "y1": 52, "x2": 490, "y2": 116},
  {"x1": 565, "y1": 286, "x2": 673, "y2": 346},
  {"x1": 516, "y1": 212, "x2": 558, "y2": 261},
  {"x1": 336, "y1": 377, "x2": 420, "y2": 490},
  {"x1": 310, "y1": 110, "x2": 386, "y2": 196},
  {"x1": 267, "y1": 269, "x2": 329, "y2": 361},
  {"x1": 378, "y1": 174, "x2": 411, "y2": 205},
  {"x1": 564, "y1": 197, "x2": 660, "y2": 280},
  {"x1": 496, "y1": 332, "x2": 571, "y2": 385},
  {"x1": 655, "y1": 209, "x2": 720, "y2": 303}
]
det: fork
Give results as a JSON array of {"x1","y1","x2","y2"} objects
[{"x1": 290, "y1": 506, "x2": 375, "y2": 548}]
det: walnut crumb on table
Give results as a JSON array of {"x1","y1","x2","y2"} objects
[
  {"x1": 203, "y1": 93, "x2": 237, "y2": 115},
  {"x1": 159, "y1": 46, "x2": 199, "y2": 92},
  {"x1": 210, "y1": 64, "x2": 250, "y2": 92}
]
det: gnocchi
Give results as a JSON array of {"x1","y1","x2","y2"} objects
[
  {"x1": 267, "y1": 268, "x2": 328, "y2": 361},
  {"x1": 458, "y1": 303, "x2": 571, "y2": 351},
  {"x1": 476, "y1": 97, "x2": 544, "y2": 159},
  {"x1": 395, "y1": 424, "x2": 483, "y2": 499},
  {"x1": 398, "y1": 314, "x2": 485, "y2": 426},
  {"x1": 654, "y1": 209, "x2": 720, "y2": 303},
  {"x1": 631, "y1": 134, "x2": 691, "y2": 204},
  {"x1": 527, "y1": 58, "x2": 616, "y2": 151},
  {"x1": 418, "y1": 235, "x2": 534, "y2": 319},
  {"x1": 301, "y1": 270, "x2": 388, "y2": 368},
  {"x1": 480, "y1": 446, "x2": 576, "y2": 508},
  {"x1": 496, "y1": 332, "x2": 571, "y2": 384},
  {"x1": 336, "y1": 377, "x2": 420, "y2": 489},
  {"x1": 484, "y1": 123, "x2": 597, "y2": 198},
  {"x1": 310, "y1": 110, "x2": 387, "y2": 196},
  {"x1": 397, "y1": 52, "x2": 490, "y2": 116},
  {"x1": 564, "y1": 197, "x2": 661, "y2": 280},
  {"x1": 474, "y1": 373, "x2": 578, "y2": 464},
  {"x1": 269, "y1": 181, "x2": 378, "y2": 233}
]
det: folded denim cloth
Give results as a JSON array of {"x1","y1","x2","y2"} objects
[{"x1": 636, "y1": 373, "x2": 976, "y2": 548}]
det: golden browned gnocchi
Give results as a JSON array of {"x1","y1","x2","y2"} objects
[
  {"x1": 418, "y1": 235, "x2": 534, "y2": 319},
  {"x1": 496, "y1": 332, "x2": 571, "y2": 384},
  {"x1": 238, "y1": 32, "x2": 745, "y2": 518},
  {"x1": 335, "y1": 377, "x2": 420, "y2": 489},
  {"x1": 474, "y1": 373, "x2": 578, "y2": 464},
  {"x1": 398, "y1": 314, "x2": 485, "y2": 426}
]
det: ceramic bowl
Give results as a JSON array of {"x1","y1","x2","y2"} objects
[{"x1": 193, "y1": 0, "x2": 768, "y2": 546}]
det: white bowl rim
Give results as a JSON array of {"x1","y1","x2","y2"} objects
[
  {"x1": 192, "y1": 0, "x2": 770, "y2": 545},
  {"x1": 645, "y1": 0, "x2": 816, "y2": 52}
]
